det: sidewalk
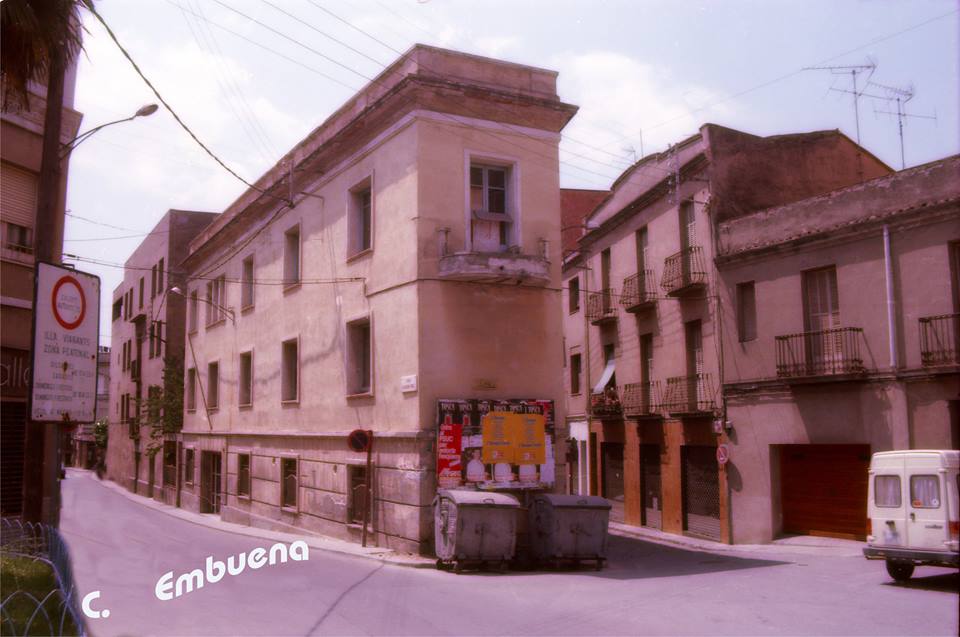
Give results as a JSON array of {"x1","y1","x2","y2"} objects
[
  {"x1": 609, "y1": 521, "x2": 866, "y2": 557},
  {"x1": 75, "y1": 470, "x2": 436, "y2": 569}
]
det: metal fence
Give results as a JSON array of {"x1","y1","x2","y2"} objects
[
  {"x1": 660, "y1": 246, "x2": 706, "y2": 296},
  {"x1": 620, "y1": 270, "x2": 657, "y2": 312},
  {"x1": 775, "y1": 327, "x2": 865, "y2": 378},
  {"x1": 919, "y1": 313, "x2": 960, "y2": 367},
  {"x1": 0, "y1": 518, "x2": 86, "y2": 637},
  {"x1": 586, "y1": 289, "x2": 618, "y2": 324}
]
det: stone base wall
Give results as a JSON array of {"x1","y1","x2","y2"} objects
[{"x1": 179, "y1": 431, "x2": 435, "y2": 554}]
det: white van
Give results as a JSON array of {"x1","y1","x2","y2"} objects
[{"x1": 863, "y1": 450, "x2": 959, "y2": 581}]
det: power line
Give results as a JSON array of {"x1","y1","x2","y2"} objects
[
  {"x1": 178, "y1": 0, "x2": 277, "y2": 162},
  {"x1": 609, "y1": 8, "x2": 957, "y2": 149},
  {"x1": 160, "y1": 0, "x2": 359, "y2": 92},
  {"x1": 83, "y1": 0, "x2": 283, "y2": 201},
  {"x1": 62, "y1": 252, "x2": 364, "y2": 285},
  {"x1": 259, "y1": 0, "x2": 390, "y2": 69}
]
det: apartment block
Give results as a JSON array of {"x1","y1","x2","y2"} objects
[
  {"x1": 106, "y1": 209, "x2": 217, "y2": 503},
  {"x1": 0, "y1": 66, "x2": 82, "y2": 520},
  {"x1": 715, "y1": 155, "x2": 960, "y2": 543},
  {"x1": 562, "y1": 123, "x2": 892, "y2": 542},
  {"x1": 178, "y1": 45, "x2": 575, "y2": 553}
]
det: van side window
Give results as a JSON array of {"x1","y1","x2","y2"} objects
[
  {"x1": 874, "y1": 475, "x2": 901, "y2": 507},
  {"x1": 910, "y1": 475, "x2": 940, "y2": 508}
]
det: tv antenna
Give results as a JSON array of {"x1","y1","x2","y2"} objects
[
  {"x1": 868, "y1": 81, "x2": 936, "y2": 169},
  {"x1": 803, "y1": 60, "x2": 876, "y2": 144}
]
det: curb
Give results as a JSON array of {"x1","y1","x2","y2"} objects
[
  {"x1": 608, "y1": 522, "x2": 865, "y2": 558},
  {"x1": 74, "y1": 470, "x2": 437, "y2": 570}
]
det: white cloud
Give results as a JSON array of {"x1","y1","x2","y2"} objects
[{"x1": 554, "y1": 50, "x2": 733, "y2": 188}]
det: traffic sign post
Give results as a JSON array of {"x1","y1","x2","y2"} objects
[
  {"x1": 348, "y1": 429, "x2": 374, "y2": 547},
  {"x1": 716, "y1": 444, "x2": 730, "y2": 466},
  {"x1": 30, "y1": 262, "x2": 100, "y2": 423}
]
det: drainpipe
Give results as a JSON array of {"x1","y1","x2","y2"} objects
[{"x1": 883, "y1": 225, "x2": 898, "y2": 370}]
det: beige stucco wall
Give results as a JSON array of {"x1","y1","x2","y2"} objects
[{"x1": 717, "y1": 197, "x2": 959, "y2": 544}]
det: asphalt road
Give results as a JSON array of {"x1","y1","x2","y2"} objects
[{"x1": 60, "y1": 470, "x2": 958, "y2": 637}]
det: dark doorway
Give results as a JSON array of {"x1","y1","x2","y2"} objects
[
  {"x1": 682, "y1": 445, "x2": 720, "y2": 540},
  {"x1": 641, "y1": 444, "x2": 662, "y2": 530},
  {"x1": 602, "y1": 442, "x2": 625, "y2": 523},
  {"x1": 200, "y1": 451, "x2": 222, "y2": 514}
]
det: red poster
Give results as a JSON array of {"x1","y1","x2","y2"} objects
[{"x1": 437, "y1": 419, "x2": 463, "y2": 488}]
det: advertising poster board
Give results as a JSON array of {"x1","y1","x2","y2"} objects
[
  {"x1": 437, "y1": 398, "x2": 555, "y2": 490},
  {"x1": 30, "y1": 262, "x2": 101, "y2": 423}
]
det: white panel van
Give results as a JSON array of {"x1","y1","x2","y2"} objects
[{"x1": 863, "y1": 450, "x2": 959, "y2": 581}]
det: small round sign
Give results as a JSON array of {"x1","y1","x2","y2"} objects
[
  {"x1": 51, "y1": 275, "x2": 86, "y2": 330},
  {"x1": 348, "y1": 429, "x2": 372, "y2": 452},
  {"x1": 716, "y1": 444, "x2": 730, "y2": 465}
]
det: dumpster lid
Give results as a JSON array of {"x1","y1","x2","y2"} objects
[
  {"x1": 437, "y1": 489, "x2": 521, "y2": 507},
  {"x1": 532, "y1": 494, "x2": 612, "y2": 509}
]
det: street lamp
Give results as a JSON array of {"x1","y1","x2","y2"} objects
[
  {"x1": 60, "y1": 103, "x2": 159, "y2": 157},
  {"x1": 169, "y1": 286, "x2": 235, "y2": 325}
]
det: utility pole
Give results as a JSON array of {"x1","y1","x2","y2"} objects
[
  {"x1": 804, "y1": 61, "x2": 876, "y2": 145},
  {"x1": 24, "y1": 43, "x2": 69, "y2": 526}
]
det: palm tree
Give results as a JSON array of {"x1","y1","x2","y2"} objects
[{"x1": 1, "y1": 0, "x2": 84, "y2": 111}]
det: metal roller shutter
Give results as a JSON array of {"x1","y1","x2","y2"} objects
[
  {"x1": 1, "y1": 163, "x2": 38, "y2": 228},
  {"x1": 682, "y1": 445, "x2": 720, "y2": 540}
]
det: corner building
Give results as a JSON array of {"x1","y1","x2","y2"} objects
[
  {"x1": 180, "y1": 45, "x2": 576, "y2": 553},
  {"x1": 562, "y1": 124, "x2": 891, "y2": 542}
]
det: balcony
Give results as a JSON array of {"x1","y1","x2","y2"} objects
[
  {"x1": 620, "y1": 270, "x2": 657, "y2": 313},
  {"x1": 437, "y1": 250, "x2": 550, "y2": 286},
  {"x1": 660, "y1": 247, "x2": 707, "y2": 297},
  {"x1": 775, "y1": 327, "x2": 866, "y2": 379},
  {"x1": 590, "y1": 387, "x2": 623, "y2": 419},
  {"x1": 622, "y1": 381, "x2": 662, "y2": 417},
  {"x1": 920, "y1": 313, "x2": 960, "y2": 367},
  {"x1": 586, "y1": 289, "x2": 618, "y2": 325},
  {"x1": 663, "y1": 374, "x2": 716, "y2": 415}
]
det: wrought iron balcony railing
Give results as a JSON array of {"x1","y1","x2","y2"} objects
[
  {"x1": 622, "y1": 381, "x2": 662, "y2": 417},
  {"x1": 620, "y1": 270, "x2": 657, "y2": 313},
  {"x1": 586, "y1": 289, "x2": 618, "y2": 325},
  {"x1": 590, "y1": 387, "x2": 623, "y2": 419},
  {"x1": 660, "y1": 246, "x2": 707, "y2": 297},
  {"x1": 775, "y1": 327, "x2": 866, "y2": 378},
  {"x1": 662, "y1": 374, "x2": 715, "y2": 415},
  {"x1": 919, "y1": 313, "x2": 960, "y2": 367}
]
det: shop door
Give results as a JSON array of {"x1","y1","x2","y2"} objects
[
  {"x1": 0, "y1": 402, "x2": 26, "y2": 517},
  {"x1": 200, "y1": 451, "x2": 222, "y2": 514},
  {"x1": 780, "y1": 444, "x2": 870, "y2": 539},
  {"x1": 682, "y1": 445, "x2": 720, "y2": 540},
  {"x1": 641, "y1": 444, "x2": 662, "y2": 530},
  {"x1": 602, "y1": 442, "x2": 625, "y2": 523}
]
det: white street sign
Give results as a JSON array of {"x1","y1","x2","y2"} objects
[{"x1": 30, "y1": 262, "x2": 101, "y2": 423}]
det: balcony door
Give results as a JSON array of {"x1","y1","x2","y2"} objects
[
  {"x1": 685, "y1": 320, "x2": 703, "y2": 411},
  {"x1": 601, "y1": 248, "x2": 612, "y2": 311},
  {"x1": 680, "y1": 201, "x2": 695, "y2": 282},
  {"x1": 803, "y1": 266, "x2": 842, "y2": 372},
  {"x1": 640, "y1": 333, "x2": 654, "y2": 410}
]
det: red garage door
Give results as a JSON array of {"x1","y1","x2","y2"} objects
[{"x1": 780, "y1": 444, "x2": 870, "y2": 539}]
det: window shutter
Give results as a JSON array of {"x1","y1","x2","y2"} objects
[{"x1": 1, "y1": 163, "x2": 38, "y2": 228}]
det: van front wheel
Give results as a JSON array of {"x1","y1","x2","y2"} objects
[{"x1": 885, "y1": 560, "x2": 914, "y2": 582}]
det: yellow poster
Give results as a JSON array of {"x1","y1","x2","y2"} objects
[
  {"x1": 514, "y1": 414, "x2": 546, "y2": 465},
  {"x1": 481, "y1": 412, "x2": 515, "y2": 463}
]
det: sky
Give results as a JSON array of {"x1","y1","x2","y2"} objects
[{"x1": 62, "y1": 0, "x2": 960, "y2": 344}]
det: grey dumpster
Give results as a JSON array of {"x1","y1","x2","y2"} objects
[
  {"x1": 434, "y1": 490, "x2": 520, "y2": 572},
  {"x1": 529, "y1": 494, "x2": 611, "y2": 569}
]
